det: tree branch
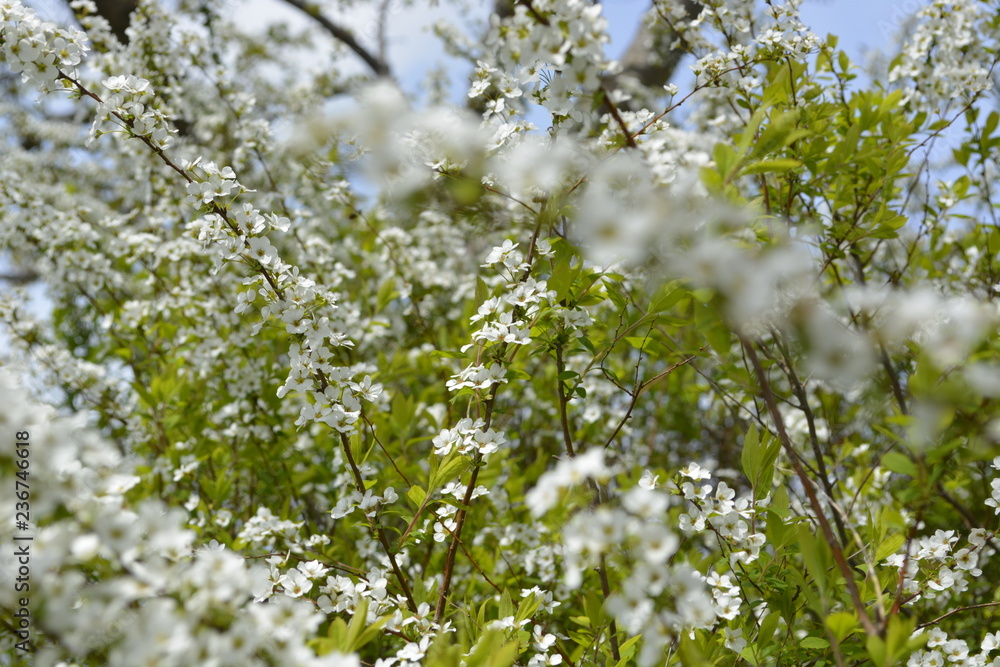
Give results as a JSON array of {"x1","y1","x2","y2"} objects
[
  {"x1": 740, "y1": 334, "x2": 879, "y2": 638},
  {"x1": 0, "y1": 271, "x2": 40, "y2": 285},
  {"x1": 279, "y1": 0, "x2": 391, "y2": 77}
]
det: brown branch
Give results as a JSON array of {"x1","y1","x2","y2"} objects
[
  {"x1": 768, "y1": 330, "x2": 849, "y2": 547},
  {"x1": 555, "y1": 344, "x2": 576, "y2": 458},
  {"x1": 434, "y1": 463, "x2": 482, "y2": 622},
  {"x1": 339, "y1": 431, "x2": 418, "y2": 613},
  {"x1": 740, "y1": 335, "x2": 878, "y2": 637},
  {"x1": 602, "y1": 87, "x2": 638, "y2": 149},
  {"x1": 0, "y1": 271, "x2": 40, "y2": 285},
  {"x1": 916, "y1": 601, "x2": 1000, "y2": 630},
  {"x1": 278, "y1": 0, "x2": 391, "y2": 77},
  {"x1": 603, "y1": 350, "x2": 699, "y2": 450},
  {"x1": 432, "y1": 220, "x2": 546, "y2": 621},
  {"x1": 67, "y1": 0, "x2": 136, "y2": 43},
  {"x1": 376, "y1": 0, "x2": 392, "y2": 66}
]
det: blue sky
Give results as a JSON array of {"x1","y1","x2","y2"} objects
[
  {"x1": 600, "y1": 0, "x2": 909, "y2": 82},
  {"x1": 226, "y1": 0, "x2": 915, "y2": 103},
  {"x1": 25, "y1": 0, "x2": 916, "y2": 81},
  {"x1": 428, "y1": 0, "x2": 915, "y2": 110}
]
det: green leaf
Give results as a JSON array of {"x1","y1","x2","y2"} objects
[
  {"x1": 694, "y1": 303, "x2": 730, "y2": 354},
  {"x1": 874, "y1": 533, "x2": 905, "y2": 564},
  {"x1": 882, "y1": 451, "x2": 918, "y2": 478},
  {"x1": 714, "y1": 142, "x2": 742, "y2": 181},
  {"x1": 499, "y1": 588, "x2": 514, "y2": 619},
  {"x1": 741, "y1": 158, "x2": 803, "y2": 176},
  {"x1": 431, "y1": 454, "x2": 471, "y2": 490},
  {"x1": 825, "y1": 612, "x2": 858, "y2": 643},
  {"x1": 750, "y1": 109, "x2": 806, "y2": 160},
  {"x1": 407, "y1": 485, "x2": 427, "y2": 508},
  {"x1": 515, "y1": 591, "x2": 542, "y2": 624},
  {"x1": 583, "y1": 592, "x2": 605, "y2": 627},
  {"x1": 345, "y1": 597, "x2": 370, "y2": 650},
  {"x1": 603, "y1": 277, "x2": 629, "y2": 312},
  {"x1": 624, "y1": 336, "x2": 653, "y2": 351},
  {"x1": 614, "y1": 635, "x2": 642, "y2": 667},
  {"x1": 742, "y1": 424, "x2": 781, "y2": 500},
  {"x1": 797, "y1": 523, "x2": 829, "y2": 593},
  {"x1": 765, "y1": 506, "x2": 792, "y2": 549},
  {"x1": 984, "y1": 110, "x2": 998, "y2": 138},
  {"x1": 376, "y1": 278, "x2": 398, "y2": 312},
  {"x1": 741, "y1": 423, "x2": 760, "y2": 480},
  {"x1": 486, "y1": 642, "x2": 519, "y2": 667},
  {"x1": 474, "y1": 276, "x2": 491, "y2": 307},
  {"x1": 466, "y1": 630, "x2": 518, "y2": 667},
  {"x1": 438, "y1": 497, "x2": 471, "y2": 512},
  {"x1": 757, "y1": 612, "x2": 780, "y2": 652},
  {"x1": 648, "y1": 280, "x2": 684, "y2": 314},
  {"x1": 548, "y1": 240, "x2": 580, "y2": 303},
  {"x1": 866, "y1": 635, "x2": 887, "y2": 667},
  {"x1": 884, "y1": 613, "x2": 919, "y2": 665},
  {"x1": 738, "y1": 105, "x2": 771, "y2": 154},
  {"x1": 677, "y1": 633, "x2": 711, "y2": 667},
  {"x1": 325, "y1": 617, "x2": 349, "y2": 648},
  {"x1": 800, "y1": 636, "x2": 830, "y2": 650},
  {"x1": 429, "y1": 349, "x2": 467, "y2": 359}
]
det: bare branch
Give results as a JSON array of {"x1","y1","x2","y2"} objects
[
  {"x1": 279, "y1": 0, "x2": 392, "y2": 77},
  {"x1": 0, "y1": 271, "x2": 40, "y2": 285}
]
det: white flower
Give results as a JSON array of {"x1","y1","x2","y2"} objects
[
  {"x1": 680, "y1": 462, "x2": 712, "y2": 480},
  {"x1": 483, "y1": 240, "x2": 520, "y2": 267},
  {"x1": 279, "y1": 568, "x2": 312, "y2": 598},
  {"x1": 724, "y1": 627, "x2": 746, "y2": 653},
  {"x1": 942, "y1": 639, "x2": 969, "y2": 663},
  {"x1": 298, "y1": 560, "x2": 330, "y2": 579},
  {"x1": 639, "y1": 469, "x2": 659, "y2": 489},
  {"x1": 985, "y1": 479, "x2": 1000, "y2": 514},
  {"x1": 330, "y1": 494, "x2": 358, "y2": 519},
  {"x1": 247, "y1": 236, "x2": 277, "y2": 266}
]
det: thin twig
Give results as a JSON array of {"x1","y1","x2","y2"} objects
[{"x1": 917, "y1": 601, "x2": 1000, "y2": 630}]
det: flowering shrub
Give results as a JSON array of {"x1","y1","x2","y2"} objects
[{"x1": 2, "y1": 0, "x2": 1000, "y2": 665}]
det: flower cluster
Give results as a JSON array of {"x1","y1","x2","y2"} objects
[
  {"x1": 0, "y1": 369, "x2": 353, "y2": 666},
  {"x1": 889, "y1": 0, "x2": 994, "y2": 111},
  {"x1": 886, "y1": 460, "x2": 999, "y2": 605},
  {"x1": 431, "y1": 417, "x2": 506, "y2": 457},
  {"x1": 92, "y1": 74, "x2": 175, "y2": 149},
  {"x1": 0, "y1": 0, "x2": 87, "y2": 90},
  {"x1": 673, "y1": 465, "x2": 767, "y2": 566},
  {"x1": 478, "y1": 0, "x2": 612, "y2": 125}
]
